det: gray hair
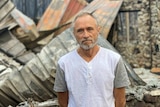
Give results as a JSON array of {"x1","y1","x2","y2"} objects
[{"x1": 71, "y1": 12, "x2": 99, "y2": 31}]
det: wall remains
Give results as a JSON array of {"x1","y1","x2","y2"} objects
[
  {"x1": 114, "y1": 0, "x2": 151, "y2": 68},
  {"x1": 150, "y1": 0, "x2": 160, "y2": 68},
  {"x1": 114, "y1": 0, "x2": 160, "y2": 107},
  {"x1": 114, "y1": 0, "x2": 160, "y2": 68}
]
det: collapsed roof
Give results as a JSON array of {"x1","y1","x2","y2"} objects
[{"x1": 0, "y1": 0, "x2": 145, "y2": 106}]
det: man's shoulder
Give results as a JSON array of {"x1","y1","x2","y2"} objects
[
  {"x1": 58, "y1": 50, "x2": 76, "y2": 62},
  {"x1": 100, "y1": 47, "x2": 121, "y2": 58}
]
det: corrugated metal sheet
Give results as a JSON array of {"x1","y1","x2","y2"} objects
[
  {"x1": 93, "y1": 0, "x2": 123, "y2": 38},
  {"x1": 0, "y1": 0, "x2": 15, "y2": 22},
  {"x1": 66, "y1": 0, "x2": 123, "y2": 39},
  {"x1": 11, "y1": 8, "x2": 39, "y2": 40},
  {"x1": 11, "y1": 0, "x2": 51, "y2": 20},
  {"x1": 0, "y1": 0, "x2": 146, "y2": 106},
  {"x1": 52, "y1": 0, "x2": 88, "y2": 36},
  {"x1": 37, "y1": 0, "x2": 87, "y2": 31},
  {"x1": 59, "y1": 0, "x2": 87, "y2": 25}
]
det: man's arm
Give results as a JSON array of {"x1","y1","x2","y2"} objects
[
  {"x1": 114, "y1": 87, "x2": 126, "y2": 107},
  {"x1": 57, "y1": 91, "x2": 68, "y2": 107}
]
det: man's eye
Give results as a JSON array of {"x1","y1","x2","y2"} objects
[
  {"x1": 87, "y1": 27, "x2": 93, "y2": 32},
  {"x1": 77, "y1": 29, "x2": 84, "y2": 33}
]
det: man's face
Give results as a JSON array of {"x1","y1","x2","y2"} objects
[{"x1": 73, "y1": 15, "x2": 100, "y2": 50}]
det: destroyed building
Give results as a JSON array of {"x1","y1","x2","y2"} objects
[{"x1": 0, "y1": 0, "x2": 160, "y2": 107}]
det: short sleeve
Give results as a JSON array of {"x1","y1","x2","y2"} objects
[
  {"x1": 114, "y1": 57, "x2": 130, "y2": 88},
  {"x1": 53, "y1": 63, "x2": 68, "y2": 92}
]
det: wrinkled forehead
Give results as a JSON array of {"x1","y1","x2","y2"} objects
[{"x1": 72, "y1": 12, "x2": 98, "y2": 27}]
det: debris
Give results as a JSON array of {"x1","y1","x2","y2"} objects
[
  {"x1": 16, "y1": 98, "x2": 58, "y2": 107},
  {"x1": 0, "y1": 29, "x2": 36, "y2": 64},
  {"x1": 151, "y1": 68, "x2": 160, "y2": 75},
  {"x1": 0, "y1": 0, "x2": 153, "y2": 106},
  {"x1": 11, "y1": 8, "x2": 39, "y2": 41},
  {"x1": 37, "y1": 0, "x2": 87, "y2": 32},
  {"x1": 0, "y1": 0, "x2": 15, "y2": 23}
]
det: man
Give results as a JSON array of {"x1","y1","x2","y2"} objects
[{"x1": 54, "y1": 12, "x2": 130, "y2": 107}]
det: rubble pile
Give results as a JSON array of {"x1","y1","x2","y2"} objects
[
  {"x1": 0, "y1": 0, "x2": 160, "y2": 107},
  {"x1": 115, "y1": 1, "x2": 160, "y2": 105},
  {"x1": 0, "y1": 52, "x2": 21, "y2": 82},
  {"x1": 126, "y1": 68, "x2": 160, "y2": 107}
]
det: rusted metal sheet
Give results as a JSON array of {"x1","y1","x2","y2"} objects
[
  {"x1": 37, "y1": 0, "x2": 71, "y2": 31},
  {"x1": 55, "y1": 0, "x2": 123, "y2": 39},
  {"x1": 0, "y1": 0, "x2": 39, "y2": 42},
  {"x1": 59, "y1": 0, "x2": 87, "y2": 25},
  {"x1": 11, "y1": 8, "x2": 39, "y2": 41},
  {"x1": 93, "y1": 0, "x2": 123, "y2": 38},
  {"x1": 37, "y1": 0, "x2": 87, "y2": 31},
  {"x1": 53, "y1": 0, "x2": 87, "y2": 36}
]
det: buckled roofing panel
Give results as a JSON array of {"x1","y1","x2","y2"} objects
[
  {"x1": 37, "y1": 0, "x2": 87, "y2": 31},
  {"x1": 0, "y1": 0, "x2": 15, "y2": 22},
  {"x1": 68, "y1": 0, "x2": 123, "y2": 39},
  {"x1": 54, "y1": 0, "x2": 123, "y2": 38}
]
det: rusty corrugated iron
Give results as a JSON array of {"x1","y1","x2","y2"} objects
[
  {"x1": 11, "y1": 8, "x2": 39, "y2": 41},
  {"x1": 37, "y1": 0, "x2": 123, "y2": 42},
  {"x1": 0, "y1": 0, "x2": 39, "y2": 42},
  {"x1": 53, "y1": 0, "x2": 87, "y2": 36},
  {"x1": 59, "y1": 0, "x2": 87, "y2": 25},
  {"x1": 37, "y1": 0, "x2": 87, "y2": 31},
  {"x1": 93, "y1": 0, "x2": 123, "y2": 38},
  {"x1": 63, "y1": 0, "x2": 123, "y2": 39}
]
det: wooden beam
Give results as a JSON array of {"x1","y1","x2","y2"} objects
[{"x1": 126, "y1": 12, "x2": 130, "y2": 43}]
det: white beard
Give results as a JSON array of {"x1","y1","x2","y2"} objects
[{"x1": 79, "y1": 40, "x2": 97, "y2": 50}]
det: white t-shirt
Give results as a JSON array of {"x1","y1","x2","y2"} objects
[{"x1": 54, "y1": 47, "x2": 130, "y2": 107}]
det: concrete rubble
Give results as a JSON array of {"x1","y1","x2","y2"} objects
[
  {"x1": 126, "y1": 68, "x2": 160, "y2": 107},
  {"x1": 0, "y1": 0, "x2": 160, "y2": 107}
]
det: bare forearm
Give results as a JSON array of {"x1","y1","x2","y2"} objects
[
  {"x1": 57, "y1": 91, "x2": 68, "y2": 107},
  {"x1": 59, "y1": 102, "x2": 68, "y2": 107},
  {"x1": 115, "y1": 100, "x2": 126, "y2": 107},
  {"x1": 114, "y1": 88, "x2": 126, "y2": 107}
]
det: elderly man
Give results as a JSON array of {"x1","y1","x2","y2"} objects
[{"x1": 54, "y1": 12, "x2": 130, "y2": 107}]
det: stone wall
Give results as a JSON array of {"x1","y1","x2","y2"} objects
[
  {"x1": 150, "y1": 0, "x2": 160, "y2": 68},
  {"x1": 113, "y1": 1, "x2": 160, "y2": 106},
  {"x1": 115, "y1": 0, "x2": 160, "y2": 68},
  {"x1": 114, "y1": 0, "x2": 152, "y2": 68}
]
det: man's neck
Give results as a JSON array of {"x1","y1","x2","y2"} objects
[{"x1": 77, "y1": 45, "x2": 100, "y2": 62}]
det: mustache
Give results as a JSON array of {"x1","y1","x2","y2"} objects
[{"x1": 80, "y1": 38, "x2": 93, "y2": 43}]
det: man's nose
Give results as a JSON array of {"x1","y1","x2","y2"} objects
[{"x1": 83, "y1": 30, "x2": 89, "y2": 38}]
